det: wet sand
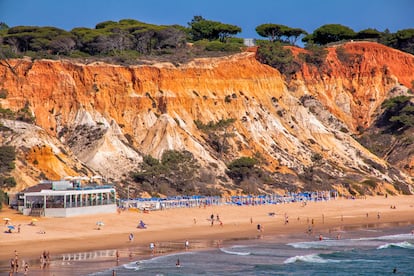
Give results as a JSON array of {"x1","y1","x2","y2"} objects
[{"x1": 1, "y1": 195, "x2": 414, "y2": 274}]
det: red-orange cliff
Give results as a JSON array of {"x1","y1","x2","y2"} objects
[{"x1": 1, "y1": 42, "x2": 413, "y2": 193}]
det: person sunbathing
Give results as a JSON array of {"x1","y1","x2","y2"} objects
[{"x1": 137, "y1": 220, "x2": 147, "y2": 229}]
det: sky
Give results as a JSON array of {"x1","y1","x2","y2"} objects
[{"x1": 0, "y1": 0, "x2": 413, "y2": 40}]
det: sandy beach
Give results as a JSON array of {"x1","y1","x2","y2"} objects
[{"x1": 1, "y1": 195, "x2": 414, "y2": 274}]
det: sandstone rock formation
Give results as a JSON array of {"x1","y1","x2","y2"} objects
[{"x1": 1, "y1": 42, "x2": 413, "y2": 195}]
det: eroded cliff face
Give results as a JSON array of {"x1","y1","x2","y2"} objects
[
  {"x1": 1, "y1": 42, "x2": 413, "y2": 194},
  {"x1": 291, "y1": 42, "x2": 414, "y2": 131}
]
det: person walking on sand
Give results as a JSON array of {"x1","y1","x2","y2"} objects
[
  {"x1": 10, "y1": 258, "x2": 14, "y2": 274},
  {"x1": 129, "y1": 233, "x2": 134, "y2": 242},
  {"x1": 40, "y1": 253, "x2": 44, "y2": 269},
  {"x1": 185, "y1": 240, "x2": 190, "y2": 250},
  {"x1": 307, "y1": 225, "x2": 313, "y2": 235},
  {"x1": 23, "y1": 261, "x2": 29, "y2": 275},
  {"x1": 14, "y1": 250, "x2": 19, "y2": 273},
  {"x1": 116, "y1": 250, "x2": 120, "y2": 262},
  {"x1": 150, "y1": 242, "x2": 155, "y2": 255},
  {"x1": 46, "y1": 251, "x2": 50, "y2": 264},
  {"x1": 285, "y1": 215, "x2": 289, "y2": 225}
]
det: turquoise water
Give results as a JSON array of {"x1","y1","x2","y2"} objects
[{"x1": 90, "y1": 226, "x2": 414, "y2": 276}]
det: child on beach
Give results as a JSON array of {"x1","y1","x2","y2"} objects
[{"x1": 150, "y1": 242, "x2": 155, "y2": 255}]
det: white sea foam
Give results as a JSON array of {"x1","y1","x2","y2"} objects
[
  {"x1": 355, "y1": 233, "x2": 414, "y2": 241},
  {"x1": 284, "y1": 253, "x2": 337, "y2": 264},
  {"x1": 284, "y1": 253, "x2": 378, "y2": 264},
  {"x1": 377, "y1": 241, "x2": 414, "y2": 250},
  {"x1": 220, "y1": 248, "x2": 251, "y2": 256},
  {"x1": 287, "y1": 239, "x2": 352, "y2": 249},
  {"x1": 231, "y1": 245, "x2": 248, "y2": 248},
  {"x1": 123, "y1": 262, "x2": 140, "y2": 271},
  {"x1": 288, "y1": 233, "x2": 414, "y2": 249}
]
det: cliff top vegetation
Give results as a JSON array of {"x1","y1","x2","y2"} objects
[{"x1": 0, "y1": 17, "x2": 412, "y2": 66}]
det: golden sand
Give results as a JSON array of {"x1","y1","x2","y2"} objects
[{"x1": 1, "y1": 195, "x2": 413, "y2": 262}]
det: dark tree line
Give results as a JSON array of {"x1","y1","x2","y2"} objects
[
  {"x1": 0, "y1": 16, "x2": 244, "y2": 59},
  {"x1": 256, "y1": 22, "x2": 414, "y2": 54},
  {"x1": 1, "y1": 18, "x2": 413, "y2": 60},
  {"x1": 255, "y1": 23, "x2": 307, "y2": 45},
  {"x1": 0, "y1": 19, "x2": 188, "y2": 57},
  {"x1": 303, "y1": 24, "x2": 414, "y2": 54}
]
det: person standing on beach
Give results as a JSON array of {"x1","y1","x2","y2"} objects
[
  {"x1": 185, "y1": 240, "x2": 190, "y2": 250},
  {"x1": 307, "y1": 225, "x2": 312, "y2": 235},
  {"x1": 23, "y1": 261, "x2": 29, "y2": 275},
  {"x1": 46, "y1": 251, "x2": 50, "y2": 265},
  {"x1": 150, "y1": 242, "x2": 155, "y2": 255},
  {"x1": 14, "y1": 250, "x2": 19, "y2": 273},
  {"x1": 9, "y1": 258, "x2": 14, "y2": 274},
  {"x1": 40, "y1": 254, "x2": 44, "y2": 268},
  {"x1": 116, "y1": 250, "x2": 120, "y2": 262},
  {"x1": 129, "y1": 233, "x2": 134, "y2": 242}
]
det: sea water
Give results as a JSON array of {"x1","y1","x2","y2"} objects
[{"x1": 89, "y1": 226, "x2": 414, "y2": 276}]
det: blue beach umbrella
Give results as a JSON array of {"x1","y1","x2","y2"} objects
[{"x1": 7, "y1": 225, "x2": 15, "y2": 230}]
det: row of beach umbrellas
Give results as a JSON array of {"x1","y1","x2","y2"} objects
[{"x1": 4, "y1": 217, "x2": 39, "y2": 232}]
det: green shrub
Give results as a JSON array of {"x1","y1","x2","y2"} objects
[
  {"x1": 299, "y1": 43, "x2": 328, "y2": 67},
  {"x1": 256, "y1": 41, "x2": 301, "y2": 75},
  {"x1": 204, "y1": 40, "x2": 242, "y2": 52},
  {"x1": 0, "y1": 146, "x2": 16, "y2": 173},
  {"x1": 0, "y1": 190, "x2": 8, "y2": 210},
  {"x1": 0, "y1": 89, "x2": 8, "y2": 99},
  {"x1": 0, "y1": 176, "x2": 16, "y2": 188},
  {"x1": 311, "y1": 153, "x2": 323, "y2": 162}
]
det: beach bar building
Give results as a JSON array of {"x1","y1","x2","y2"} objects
[{"x1": 19, "y1": 179, "x2": 117, "y2": 217}]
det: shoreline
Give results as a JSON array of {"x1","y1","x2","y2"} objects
[
  {"x1": 1, "y1": 196, "x2": 414, "y2": 273},
  {"x1": 5, "y1": 219, "x2": 414, "y2": 276}
]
